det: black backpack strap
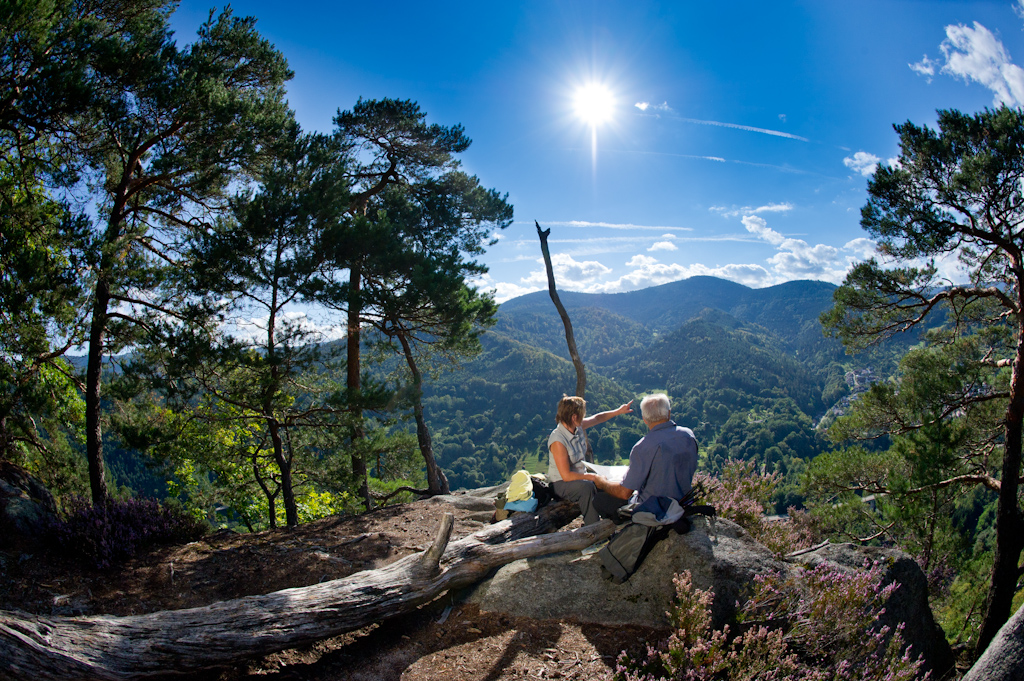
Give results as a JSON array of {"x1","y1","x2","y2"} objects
[{"x1": 683, "y1": 504, "x2": 716, "y2": 517}]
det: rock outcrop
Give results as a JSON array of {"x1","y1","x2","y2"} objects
[
  {"x1": 0, "y1": 461, "x2": 56, "y2": 543},
  {"x1": 962, "y1": 602, "x2": 1024, "y2": 681},
  {"x1": 465, "y1": 515, "x2": 954, "y2": 677},
  {"x1": 467, "y1": 516, "x2": 781, "y2": 629}
]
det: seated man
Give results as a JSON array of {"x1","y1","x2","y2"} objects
[
  {"x1": 603, "y1": 393, "x2": 698, "y2": 508},
  {"x1": 547, "y1": 395, "x2": 633, "y2": 525}
]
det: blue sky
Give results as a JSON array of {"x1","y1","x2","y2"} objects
[{"x1": 173, "y1": 1, "x2": 1024, "y2": 303}]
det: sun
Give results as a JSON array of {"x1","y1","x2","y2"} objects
[{"x1": 573, "y1": 82, "x2": 615, "y2": 127}]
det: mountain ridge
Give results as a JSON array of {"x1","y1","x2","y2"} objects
[{"x1": 494, "y1": 276, "x2": 841, "y2": 368}]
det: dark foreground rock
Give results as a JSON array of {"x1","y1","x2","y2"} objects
[
  {"x1": 465, "y1": 515, "x2": 954, "y2": 678},
  {"x1": 0, "y1": 461, "x2": 56, "y2": 543}
]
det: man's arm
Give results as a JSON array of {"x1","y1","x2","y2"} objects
[
  {"x1": 602, "y1": 482, "x2": 634, "y2": 500},
  {"x1": 581, "y1": 400, "x2": 633, "y2": 429}
]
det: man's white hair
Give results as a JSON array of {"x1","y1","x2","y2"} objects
[{"x1": 640, "y1": 393, "x2": 671, "y2": 423}]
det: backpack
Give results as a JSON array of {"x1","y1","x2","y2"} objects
[
  {"x1": 598, "y1": 522, "x2": 668, "y2": 584},
  {"x1": 599, "y1": 486, "x2": 717, "y2": 583}
]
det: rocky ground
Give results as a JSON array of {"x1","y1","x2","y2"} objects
[{"x1": 0, "y1": 495, "x2": 666, "y2": 680}]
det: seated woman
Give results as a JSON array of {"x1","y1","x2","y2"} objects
[{"x1": 547, "y1": 395, "x2": 633, "y2": 525}]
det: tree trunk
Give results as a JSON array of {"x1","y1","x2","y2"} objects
[
  {"x1": 347, "y1": 260, "x2": 371, "y2": 511},
  {"x1": 0, "y1": 502, "x2": 603, "y2": 680},
  {"x1": 265, "y1": 285, "x2": 298, "y2": 527},
  {"x1": 253, "y1": 460, "x2": 277, "y2": 529},
  {"x1": 267, "y1": 419, "x2": 297, "y2": 527},
  {"x1": 535, "y1": 221, "x2": 593, "y2": 461},
  {"x1": 977, "y1": 333, "x2": 1024, "y2": 654},
  {"x1": 535, "y1": 221, "x2": 586, "y2": 399},
  {"x1": 0, "y1": 415, "x2": 8, "y2": 460},
  {"x1": 84, "y1": 277, "x2": 110, "y2": 506},
  {"x1": 395, "y1": 326, "x2": 448, "y2": 495}
]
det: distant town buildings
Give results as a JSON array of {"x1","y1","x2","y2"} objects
[
  {"x1": 816, "y1": 367, "x2": 878, "y2": 429},
  {"x1": 845, "y1": 367, "x2": 877, "y2": 391}
]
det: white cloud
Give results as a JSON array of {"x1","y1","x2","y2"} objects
[
  {"x1": 521, "y1": 253, "x2": 613, "y2": 289},
  {"x1": 484, "y1": 218, "x2": 886, "y2": 303},
  {"x1": 767, "y1": 244, "x2": 841, "y2": 279},
  {"x1": 741, "y1": 215, "x2": 785, "y2": 246},
  {"x1": 472, "y1": 273, "x2": 542, "y2": 303},
  {"x1": 681, "y1": 263, "x2": 775, "y2": 288},
  {"x1": 613, "y1": 256, "x2": 775, "y2": 289},
  {"x1": 603, "y1": 255, "x2": 695, "y2": 290},
  {"x1": 711, "y1": 202, "x2": 793, "y2": 219},
  {"x1": 932, "y1": 249, "x2": 973, "y2": 285},
  {"x1": 942, "y1": 22, "x2": 1024, "y2": 107},
  {"x1": 910, "y1": 55, "x2": 938, "y2": 81},
  {"x1": 843, "y1": 151, "x2": 881, "y2": 177},
  {"x1": 754, "y1": 202, "x2": 793, "y2": 214},
  {"x1": 648, "y1": 241, "x2": 678, "y2": 252},
  {"x1": 495, "y1": 251, "x2": 775, "y2": 297},
  {"x1": 916, "y1": 20, "x2": 1024, "y2": 107},
  {"x1": 540, "y1": 220, "x2": 693, "y2": 232},
  {"x1": 594, "y1": 255, "x2": 774, "y2": 292},
  {"x1": 843, "y1": 238, "x2": 878, "y2": 260},
  {"x1": 740, "y1": 214, "x2": 871, "y2": 284},
  {"x1": 227, "y1": 310, "x2": 345, "y2": 344},
  {"x1": 635, "y1": 101, "x2": 673, "y2": 113},
  {"x1": 778, "y1": 114, "x2": 787, "y2": 123},
  {"x1": 491, "y1": 281, "x2": 543, "y2": 303}
]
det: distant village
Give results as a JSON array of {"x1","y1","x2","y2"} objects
[{"x1": 816, "y1": 367, "x2": 878, "y2": 429}]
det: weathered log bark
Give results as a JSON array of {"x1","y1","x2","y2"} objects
[{"x1": 0, "y1": 502, "x2": 607, "y2": 680}]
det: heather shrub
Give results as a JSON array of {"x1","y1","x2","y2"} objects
[
  {"x1": 695, "y1": 460, "x2": 775, "y2": 531},
  {"x1": 616, "y1": 571, "x2": 800, "y2": 681},
  {"x1": 697, "y1": 460, "x2": 820, "y2": 556},
  {"x1": 755, "y1": 507, "x2": 821, "y2": 556},
  {"x1": 48, "y1": 496, "x2": 208, "y2": 569},
  {"x1": 616, "y1": 564, "x2": 928, "y2": 681}
]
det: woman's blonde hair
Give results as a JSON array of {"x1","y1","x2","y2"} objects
[{"x1": 556, "y1": 395, "x2": 586, "y2": 425}]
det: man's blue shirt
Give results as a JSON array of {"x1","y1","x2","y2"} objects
[{"x1": 622, "y1": 420, "x2": 698, "y2": 504}]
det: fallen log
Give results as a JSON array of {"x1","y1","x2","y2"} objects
[{"x1": 1, "y1": 501, "x2": 610, "y2": 680}]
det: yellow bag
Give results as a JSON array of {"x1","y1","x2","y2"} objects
[{"x1": 506, "y1": 469, "x2": 534, "y2": 502}]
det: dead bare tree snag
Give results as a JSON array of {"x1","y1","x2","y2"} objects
[
  {"x1": 0, "y1": 502, "x2": 611, "y2": 681},
  {"x1": 535, "y1": 221, "x2": 586, "y2": 399}
]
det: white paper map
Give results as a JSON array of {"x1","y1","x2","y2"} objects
[{"x1": 583, "y1": 462, "x2": 629, "y2": 484}]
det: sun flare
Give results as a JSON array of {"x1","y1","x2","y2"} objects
[{"x1": 573, "y1": 82, "x2": 615, "y2": 127}]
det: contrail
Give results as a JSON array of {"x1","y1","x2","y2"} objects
[{"x1": 679, "y1": 117, "x2": 809, "y2": 142}]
